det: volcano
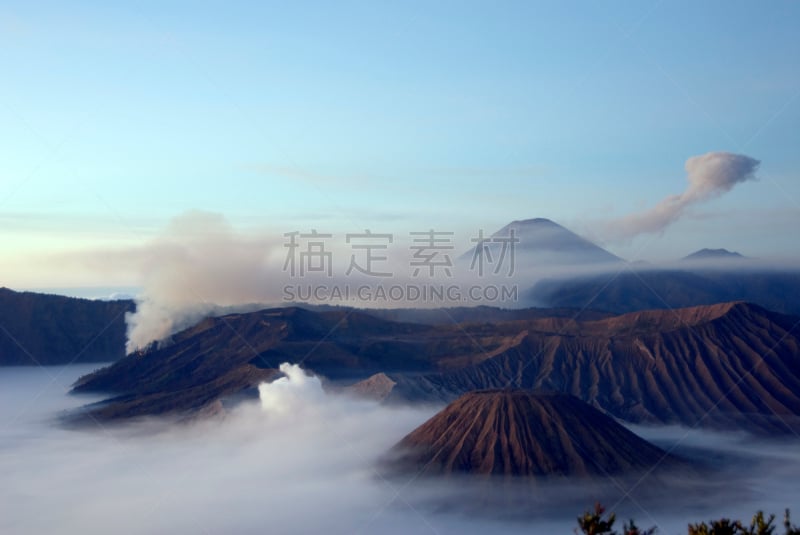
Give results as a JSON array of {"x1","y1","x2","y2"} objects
[
  {"x1": 460, "y1": 218, "x2": 622, "y2": 269},
  {"x1": 387, "y1": 390, "x2": 680, "y2": 478}
]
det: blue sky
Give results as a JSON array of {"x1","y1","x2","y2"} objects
[{"x1": 1, "y1": 0, "x2": 799, "y2": 288}]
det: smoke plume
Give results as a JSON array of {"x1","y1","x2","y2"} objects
[
  {"x1": 125, "y1": 211, "x2": 284, "y2": 353},
  {"x1": 603, "y1": 151, "x2": 760, "y2": 241}
]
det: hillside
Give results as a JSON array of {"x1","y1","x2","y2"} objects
[{"x1": 0, "y1": 288, "x2": 134, "y2": 365}]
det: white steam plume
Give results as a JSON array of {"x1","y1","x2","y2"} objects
[
  {"x1": 125, "y1": 211, "x2": 284, "y2": 353},
  {"x1": 603, "y1": 151, "x2": 759, "y2": 242},
  {"x1": 258, "y1": 363, "x2": 327, "y2": 414}
]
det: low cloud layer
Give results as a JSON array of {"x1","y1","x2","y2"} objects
[
  {"x1": 603, "y1": 151, "x2": 760, "y2": 242},
  {"x1": 4, "y1": 365, "x2": 800, "y2": 534}
]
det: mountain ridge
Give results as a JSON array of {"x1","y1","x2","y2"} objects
[
  {"x1": 70, "y1": 301, "x2": 800, "y2": 435},
  {"x1": 387, "y1": 301, "x2": 800, "y2": 434},
  {"x1": 0, "y1": 287, "x2": 134, "y2": 365},
  {"x1": 683, "y1": 248, "x2": 746, "y2": 261}
]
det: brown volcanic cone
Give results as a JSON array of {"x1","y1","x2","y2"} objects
[{"x1": 388, "y1": 390, "x2": 679, "y2": 478}]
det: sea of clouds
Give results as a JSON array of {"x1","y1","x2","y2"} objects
[{"x1": 2, "y1": 364, "x2": 800, "y2": 535}]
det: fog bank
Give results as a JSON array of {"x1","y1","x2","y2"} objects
[{"x1": 3, "y1": 365, "x2": 800, "y2": 534}]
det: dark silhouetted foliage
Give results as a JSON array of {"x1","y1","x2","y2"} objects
[
  {"x1": 576, "y1": 503, "x2": 656, "y2": 535},
  {"x1": 578, "y1": 505, "x2": 800, "y2": 535}
]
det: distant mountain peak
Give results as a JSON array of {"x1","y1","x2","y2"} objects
[
  {"x1": 461, "y1": 217, "x2": 622, "y2": 266},
  {"x1": 683, "y1": 248, "x2": 746, "y2": 261},
  {"x1": 497, "y1": 217, "x2": 567, "y2": 234},
  {"x1": 506, "y1": 217, "x2": 558, "y2": 226},
  {"x1": 344, "y1": 372, "x2": 396, "y2": 402}
]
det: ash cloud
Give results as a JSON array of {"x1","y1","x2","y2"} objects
[{"x1": 603, "y1": 151, "x2": 760, "y2": 242}]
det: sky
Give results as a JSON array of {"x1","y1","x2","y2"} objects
[{"x1": 1, "y1": 0, "x2": 799, "y2": 289}]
